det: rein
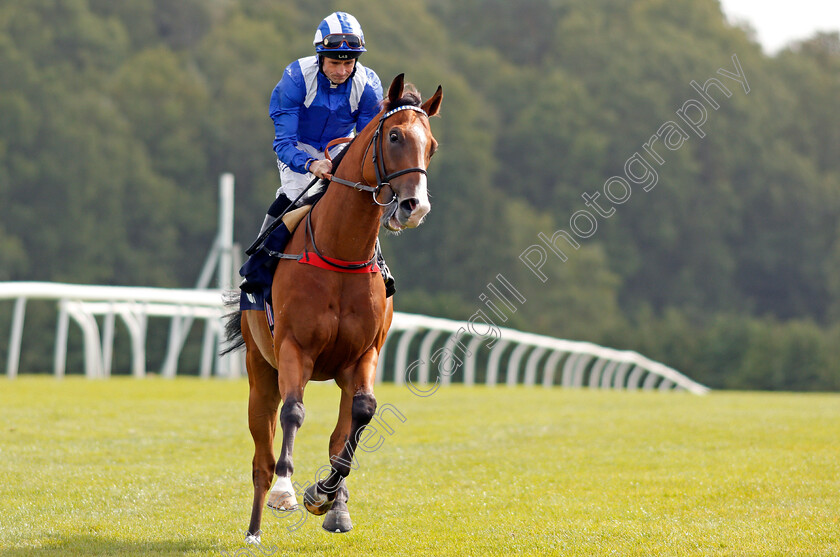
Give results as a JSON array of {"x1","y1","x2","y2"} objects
[{"x1": 301, "y1": 209, "x2": 380, "y2": 272}]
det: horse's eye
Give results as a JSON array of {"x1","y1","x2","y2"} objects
[{"x1": 389, "y1": 131, "x2": 399, "y2": 143}]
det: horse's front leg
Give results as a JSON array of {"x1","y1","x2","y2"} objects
[
  {"x1": 266, "y1": 339, "x2": 311, "y2": 512},
  {"x1": 303, "y1": 390, "x2": 354, "y2": 531},
  {"x1": 305, "y1": 351, "x2": 378, "y2": 533}
]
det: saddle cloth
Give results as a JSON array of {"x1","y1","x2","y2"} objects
[{"x1": 238, "y1": 206, "x2": 311, "y2": 312}]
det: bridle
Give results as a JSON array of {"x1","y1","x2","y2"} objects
[
  {"x1": 302, "y1": 105, "x2": 429, "y2": 271},
  {"x1": 300, "y1": 104, "x2": 431, "y2": 271},
  {"x1": 328, "y1": 104, "x2": 430, "y2": 206},
  {"x1": 257, "y1": 104, "x2": 431, "y2": 272}
]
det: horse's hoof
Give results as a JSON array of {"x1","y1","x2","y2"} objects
[
  {"x1": 267, "y1": 476, "x2": 298, "y2": 511},
  {"x1": 323, "y1": 509, "x2": 352, "y2": 533},
  {"x1": 303, "y1": 483, "x2": 333, "y2": 516},
  {"x1": 266, "y1": 492, "x2": 298, "y2": 511},
  {"x1": 244, "y1": 531, "x2": 261, "y2": 545}
]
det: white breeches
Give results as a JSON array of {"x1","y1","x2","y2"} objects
[{"x1": 276, "y1": 141, "x2": 349, "y2": 201}]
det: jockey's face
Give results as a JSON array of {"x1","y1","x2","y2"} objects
[{"x1": 322, "y1": 58, "x2": 356, "y2": 85}]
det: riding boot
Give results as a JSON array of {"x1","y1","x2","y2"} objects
[
  {"x1": 240, "y1": 192, "x2": 295, "y2": 294},
  {"x1": 245, "y1": 193, "x2": 294, "y2": 256},
  {"x1": 375, "y1": 239, "x2": 396, "y2": 297}
]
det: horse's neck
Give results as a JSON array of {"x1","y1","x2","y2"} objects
[{"x1": 310, "y1": 169, "x2": 382, "y2": 262}]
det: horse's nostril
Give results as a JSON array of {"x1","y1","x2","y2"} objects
[{"x1": 400, "y1": 198, "x2": 418, "y2": 214}]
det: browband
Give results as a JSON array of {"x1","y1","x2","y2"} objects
[{"x1": 380, "y1": 105, "x2": 428, "y2": 120}]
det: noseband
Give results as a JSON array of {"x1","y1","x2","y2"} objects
[{"x1": 329, "y1": 104, "x2": 429, "y2": 206}]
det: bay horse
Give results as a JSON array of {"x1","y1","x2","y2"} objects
[{"x1": 224, "y1": 74, "x2": 442, "y2": 542}]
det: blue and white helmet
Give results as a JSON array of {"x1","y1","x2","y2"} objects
[{"x1": 313, "y1": 12, "x2": 367, "y2": 59}]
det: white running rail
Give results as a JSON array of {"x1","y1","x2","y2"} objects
[
  {"x1": 0, "y1": 282, "x2": 239, "y2": 379},
  {"x1": 1, "y1": 281, "x2": 709, "y2": 394},
  {"x1": 381, "y1": 313, "x2": 710, "y2": 394}
]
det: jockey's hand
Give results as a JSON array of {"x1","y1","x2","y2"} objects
[{"x1": 309, "y1": 159, "x2": 333, "y2": 180}]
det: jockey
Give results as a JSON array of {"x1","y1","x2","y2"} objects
[{"x1": 250, "y1": 12, "x2": 396, "y2": 296}]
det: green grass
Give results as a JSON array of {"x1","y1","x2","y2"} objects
[{"x1": 0, "y1": 378, "x2": 838, "y2": 556}]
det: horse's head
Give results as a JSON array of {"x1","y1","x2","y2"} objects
[{"x1": 368, "y1": 74, "x2": 443, "y2": 232}]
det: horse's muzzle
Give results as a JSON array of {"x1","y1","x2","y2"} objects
[
  {"x1": 391, "y1": 195, "x2": 430, "y2": 230},
  {"x1": 387, "y1": 176, "x2": 430, "y2": 231}
]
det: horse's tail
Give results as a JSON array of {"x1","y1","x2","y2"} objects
[{"x1": 219, "y1": 290, "x2": 245, "y2": 355}]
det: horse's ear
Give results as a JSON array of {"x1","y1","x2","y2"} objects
[
  {"x1": 387, "y1": 74, "x2": 405, "y2": 106},
  {"x1": 422, "y1": 85, "x2": 443, "y2": 117}
]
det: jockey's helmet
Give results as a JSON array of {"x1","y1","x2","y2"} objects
[{"x1": 314, "y1": 12, "x2": 367, "y2": 60}]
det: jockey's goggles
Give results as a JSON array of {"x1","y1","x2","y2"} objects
[{"x1": 321, "y1": 33, "x2": 365, "y2": 49}]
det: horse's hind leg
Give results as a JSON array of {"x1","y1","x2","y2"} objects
[{"x1": 243, "y1": 316, "x2": 281, "y2": 542}]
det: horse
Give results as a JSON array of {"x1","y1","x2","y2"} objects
[{"x1": 223, "y1": 74, "x2": 442, "y2": 542}]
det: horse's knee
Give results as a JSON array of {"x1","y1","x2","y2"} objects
[
  {"x1": 280, "y1": 399, "x2": 305, "y2": 430},
  {"x1": 352, "y1": 392, "x2": 377, "y2": 425}
]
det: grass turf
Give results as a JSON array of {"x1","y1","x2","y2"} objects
[{"x1": 0, "y1": 377, "x2": 837, "y2": 556}]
